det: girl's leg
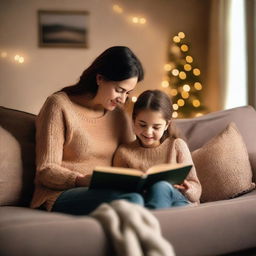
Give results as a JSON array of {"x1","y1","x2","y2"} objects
[
  {"x1": 144, "y1": 181, "x2": 189, "y2": 209},
  {"x1": 52, "y1": 187, "x2": 144, "y2": 215}
]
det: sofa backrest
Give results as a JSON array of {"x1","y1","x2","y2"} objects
[
  {"x1": 175, "y1": 105, "x2": 256, "y2": 181},
  {"x1": 0, "y1": 106, "x2": 36, "y2": 206},
  {"x1": 0, "y1": 105, "x2": 255, "y2": 207}
]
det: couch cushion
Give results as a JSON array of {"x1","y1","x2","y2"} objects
[
  {"x1": 192, "y1": 123, "x2": 255, "y2": 202},
  {"x1": 0, "y1": 207, "x2": 110, "y2": 256},
  {"x1": 154, "y1": 193, "x2": 256, "y2": 256},
  {"x1": 0, "y1": 106, "x2": 36, "y2": 206},
  {"x1": 0, "y1": 127, "x2": 23, "y2": 205},
  {"x1": 176, "y1": 105, "x2": 256, "y2": 181}
]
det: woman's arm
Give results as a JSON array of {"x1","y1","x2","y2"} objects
[{"x1": 35, "y1": 96, "x2": 81, "y2": 190}]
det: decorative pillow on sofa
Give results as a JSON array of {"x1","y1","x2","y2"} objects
[
  {"x1": 192, "y1": 122, "x2": 256, "y2": 203},
  {"x1": 0, "y1": 107, "x2": 36, "y2": 206},
  {"x1": 0, "y1": 126, "x2": 23, "y2": 205}
]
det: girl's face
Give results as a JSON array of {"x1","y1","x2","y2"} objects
[
  {"x1": 133, "y1": 109, "x2": 170, "y2": 148},
  {"x1": 95, "y1": 75, "x2": 138, "y2": 111}
]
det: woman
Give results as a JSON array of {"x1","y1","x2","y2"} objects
[{"x1": 30, "y1": 46, "x2": 144, "y2": 215}]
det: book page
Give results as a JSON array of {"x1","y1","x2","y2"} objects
[
  {"x1": 94, "y1": 166, "x2": 145, "y2": 177},
  {"x1": 147, "y1": 163, "x2": 190, "y2": 174}
]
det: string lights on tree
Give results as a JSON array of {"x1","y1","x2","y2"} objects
[{"x1": 162, "y1": 32, "x2": 207, "y2": 118}]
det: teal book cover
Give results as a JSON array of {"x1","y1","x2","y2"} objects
[{"x1": 89, "y1": 164, "x2": 192, "y2": 192}]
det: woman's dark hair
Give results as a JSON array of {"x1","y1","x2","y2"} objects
[
  {"x1": 60, "y1": 46, "x2": 144, "y2": 96},
  {"x1": 132, "y1": 90, "x2": 183, "y2": 140}
]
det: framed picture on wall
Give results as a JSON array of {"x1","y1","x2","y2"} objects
[{"x1": 38, "y1": 10, "x2": 89, "y2": 48}]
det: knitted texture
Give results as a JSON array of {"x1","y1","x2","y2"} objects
[
  {"x1": 113, "y1": 138, "x2": 202, "y2": 203},
  {"x1": 90, "y1": 200, "x2": 175, "y2": 256},
  {"x1": 30, "y1": 92, "x2": 134, "y2": 210},
  {"x1": 192, "y1": 122, "x2": 256, "y2": 202},
  {"x1": 0, "y1": 127, "x2": 23, "y2": 205}
]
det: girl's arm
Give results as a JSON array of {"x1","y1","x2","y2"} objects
[
  {"x1": 174, "y1": 138, "x2": 202, "y2": 203},
  {"x1": 35, "y1": 96, "x2": 83, "y2": 190},
  {"x1": 112, "y1": 145, "x2": 130, "y2": 168}
]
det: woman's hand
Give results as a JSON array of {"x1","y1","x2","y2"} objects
[
  {"x1": 174, "y1": 179, "x2": 190, "y2": 191},
  {"x1": 75, "y1": 173, "x2": 92, "y2": 187}
]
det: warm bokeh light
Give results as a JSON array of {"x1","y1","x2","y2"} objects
[
  {"x1": 173, "y1": 36, "x2": 181, "y2": 43},
  {"x1": 181, "y1": 91, "x2": 189, "y2": 99},
  {"x1": 194, "y1": 82, "x2": 202, "y2": 90},
  {"x1": 170, "y1": 89, "x2": 178, "y2": 96},
  {"x1": 195, "y1": 112, "x2": 203, "y2": 117},
  {"x1": 186, "y1": 55, "x2": 193, "y2": 63},
  {"x1": 112, "y1": 4, "x2": 123, "y2": 14},
  {"x1": 177, "y1": 99, "x2": 185, "y2": 106},
  {"x1": 14, "y1": 54, "x2": 25, "y2": 63},
  {"x1": 164, "y1": 63, "x2": 172, "y2": 71},
  {"x1": 172, "y1": 111, "x2": 178, "y2": 118},
  {"x1": 132, "y1": 16, "x2": 146, "y2": 24},
  {"x1": 179, "y1": 71, "x2": 186, "y2": 80},
  {"x1": 172, "y1": 104, "x2": 179, "y2": 110},
  {"x1": 172, "y1": 69, "x2": 179, "y2": 76},
  {"x1": 132, "y1": 17, "x2": 139, "y2": 23},
  {"x1": 165, "y1": 32, "x2": 206, "y2": 118},
  {"x1": 183, "y1": 84, "x2": 190, "y2": 92},
  {"x1": 193, "y1": 68, "x2": 201, "y2": 76},
  {"x1": 178, "y1": 32, "x2": 185, "y2": 39},
  {"x1": 161, "y1": 80, "x2": 169, "y2": 88},
  {"x1": 18, "y1": 57, "x2": 24, "y2": 63},
  {"x1": 192, "y1": 99, "x2": 201, "y2": 107},
  {"x1": 181, "y1": 44, "x2": 189, "y2": 52},
  {"x1": 184, "y1": 64, "x2": 192, "y2": 71},
  {"x1": 131, "y1": 96, "x2": 137, "y2": 102},
  {"x1": 139, "y1": 18, "x2": 146, "y2": 24}
]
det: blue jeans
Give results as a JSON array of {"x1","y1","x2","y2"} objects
[
  {"x1": 144, "y1": 181, "x2": 189, "y2": 209},
  {"x1": 52, "y1": 181, "x2": 189, "y2": 215}
]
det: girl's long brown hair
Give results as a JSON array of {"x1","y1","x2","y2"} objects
[{"x1": 132, "y1": 90, "x2": 184, "y2": 140}]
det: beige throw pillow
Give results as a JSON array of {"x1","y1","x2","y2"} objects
[
  {"x1": 192, "y1": 122, "x2": 255, "y2": 203},
  {"x1": 0, "y1": 126, "x2": 23, "y2": 205}
]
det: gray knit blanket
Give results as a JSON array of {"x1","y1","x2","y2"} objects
[{"x1": 90, "y1": 200, "x2": 175, "y2": 256}]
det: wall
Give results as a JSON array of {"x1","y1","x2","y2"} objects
[{"x1": 0, "y1": 0, "x2": 211, "y2": 114}]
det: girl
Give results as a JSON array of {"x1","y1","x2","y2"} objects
[
  {"x1": 30, "y1": 46, "x2": 145, "y2": 215},
  {"x1": 113, "y1": 90, "x2": 202, "y2": 209}
]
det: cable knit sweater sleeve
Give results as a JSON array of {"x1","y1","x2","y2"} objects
[
  {"x1": 174, "y1": 138, "x2": 202, "y2": 203},
  {"x1": 35, "y1": 95, "x2": 78, "y2": 190}
]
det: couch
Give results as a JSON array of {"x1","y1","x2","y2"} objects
[{"x1": 0, "y1": 105, "x2": 256, "y2": 256}]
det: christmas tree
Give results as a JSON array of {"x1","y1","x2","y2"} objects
[{"x1": 162, "y1": 32, "x2": 207, "y2": 118}]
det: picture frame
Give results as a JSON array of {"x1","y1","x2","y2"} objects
[{"x1": 38, "y1": 10, "x2": 89, "y2": 48}]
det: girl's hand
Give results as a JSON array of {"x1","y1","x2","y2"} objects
[
  {"x1": 75, "y1": 173, "x2": 92, "y2": 187},
  {"x1": 174, "y1": 179, "x2": 190, "y2": 191}
]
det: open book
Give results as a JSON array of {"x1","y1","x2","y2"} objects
[{"x1": 89, "y1": 163, "x2": 192, "y2": 192}]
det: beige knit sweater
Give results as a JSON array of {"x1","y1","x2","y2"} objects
[
  {"x1": 113, "y1": 137, "x2": 202, "y2": 203},
  {"x1": 30, "y1": 92, "x2": 134, "y2": 211}
]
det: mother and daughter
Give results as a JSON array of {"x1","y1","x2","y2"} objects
[{"x1": 30, "y1": 46, "x2": 202, "y2": 215}]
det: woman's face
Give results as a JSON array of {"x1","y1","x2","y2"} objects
[{"x1": 96, "y1": 75, "x2": 138, "y2": 111}]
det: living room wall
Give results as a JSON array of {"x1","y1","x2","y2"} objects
[{"x1": 0, "y1": 0, "x2": 211, "y2": 114}]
